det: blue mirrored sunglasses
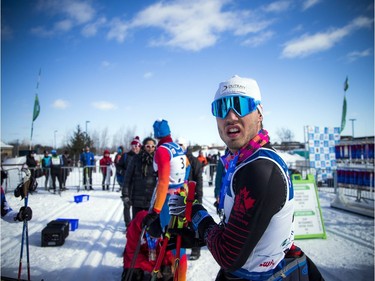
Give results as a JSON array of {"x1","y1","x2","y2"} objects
[{"x1": 211, "y1": 95, "x2": 260, "y2": 119}]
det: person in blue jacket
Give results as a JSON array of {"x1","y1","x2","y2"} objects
[
  {"x1": 41, "y1": 150, "x2": 52, "y2": 190},
  {"x1": 80, "y1": 146, "x2": 95, "y2": 190}
]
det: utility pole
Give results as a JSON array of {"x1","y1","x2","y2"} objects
[
  {"x1": 54, "y1": 130, "x2": 58, "y2": 149},
  {"x1": 349, "y1": 118, "x2": 356, "y2": 138},
  {"x1": 85, "y1": 121, "x2": 90, "y2": 137}
]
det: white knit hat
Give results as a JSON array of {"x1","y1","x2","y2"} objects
[
  {"x1": 213, "y1": 75, "x2": 262, "y2": 115},
  {"x1": 214, "y1": 75, "x2": 261, "y2": 102}
]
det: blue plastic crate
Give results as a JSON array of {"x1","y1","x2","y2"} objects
[
  {"x1": 56, "y1": 218, "x2": 79, "y2": 231},
  {"x1": 74, "y1": 194, "x2": 89, "y2": 203}
]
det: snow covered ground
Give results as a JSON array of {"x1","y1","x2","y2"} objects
[{"x1": 1, "y1": 175, "x2": 374, "y2": 281}]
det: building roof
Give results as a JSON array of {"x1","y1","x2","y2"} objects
[{"x1": 0, "y1": 141, "x2": 14, "y2": 148}]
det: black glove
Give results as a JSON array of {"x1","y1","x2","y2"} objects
[
  {"x1": 167, "y1": 223, "x2": 205, "y2": 250},
  {"x1": 191, "y1": 204, "x2": 215, "y2": 237},
  {"x1": 213, "y1": 201, "x2": 223, "y2": 216},
  {"x1": 142, "y1": 210, "x2": 159, "y2": 228},
  {"x1": 122, "y1": 196, "x2": 131, "y2": 208},
  {"x1": 16, "y1": 206, "x2": 32, "y2": 221}
]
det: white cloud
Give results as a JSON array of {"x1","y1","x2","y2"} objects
[
  {"x1": 30, "y1": 26, "x2": 55, "y2": 37},
  {"x1": 82, "y1": 17, "x2": 107, "y2": 37},
  {"x1": 262, "y1": 0, "x2": 292, "y2": 13},
  {"x1": 302, "y1": 0, "x2": 322, "y2": 11},
  {"x1": 346, "y1": 48, "x2": 372, "y2": 62},
  {"x1": 107, "y1": 18, "x2": 130, "y2": 43},
  {"x1": 143, "y1": 72, "x2": 154, "y2": 79},
  {"x1": 242, "y1": 31, "x2": 274, "y2": 47},
  {"x1": 127, "y1": 0, "x2": 265, "y2": 51},
  {"x1": 30, "y1": 0, "x2": 277, "y2": 52},
  {"x1": 32, "y1": 0, "x2": 96, "y2": 36},
  {"x1": 53, "y1": 99, "x2": 70, "y2": 109},
  {"x1": 54, "y1": 19, "x2": 74, "y2": 32},
  {"x1": 100, "y1": 60, "x2": 115, "y2": 69},
  {"x1": 281, "y1": 16, "x2": 373, "y2": 58},
  {"x1": 92, "y1": 101, "x2": 117, "y2": 110},
  {"x1": 234, "y1": 19, "x2": 274, "y2": 36},
  {"x1": 64, "y1": 1, "x2": 95, "y2": 24}
]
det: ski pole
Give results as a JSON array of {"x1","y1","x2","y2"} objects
[
  {"x1": 150, "y1": 216, "x2": 178, "y2": 281},
  {"x1": 173, "y1": 223, "x2": 182, "y2": 281},
  {"x1": 124, "y1": 225, "x2": 147, "y2": 281},
  {"x1": 112, "y1": 168, "x2": 116, "y2": 192},
  {"x1": 18, "y1": 218, "x2": 26, "y2": 280},
  {"x1": 25, "y1": 197, "x2": 31, "y2": 281},
  {"x1": 18, "y1": 169, "x2": 31, "y2": 281}
]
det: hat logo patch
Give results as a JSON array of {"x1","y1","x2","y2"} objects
[{"x1": 222, "y1": 84, "x2": 245, "y2": 93}]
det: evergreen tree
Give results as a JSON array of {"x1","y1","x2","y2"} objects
[{"x1": 66, "y1": 125, "x2": 94, "y2": 163}]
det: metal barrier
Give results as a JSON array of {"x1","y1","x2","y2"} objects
[
  {"x1": 2, "y1": 162, "x2": 373, "y2": 217},
  {"x1": 1, "y1": 164, "x2": 121, "y2": 193}
]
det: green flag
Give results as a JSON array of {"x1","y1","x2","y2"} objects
[
  {"x1": 340, "y1": 77, "x2": 349, "y2": 132},
  {"x1": 341, "y1": 95, "x2": 347, "y2": 132},
  {"x1": 344, "y1": 76, "x2": 349, "y2": 92},
  {"x1": 33, "y1": 94, "x2": 40, "y2": 122}
]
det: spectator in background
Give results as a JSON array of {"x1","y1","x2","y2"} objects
[
  {"x1": 122, "y1": 137, "x2": 157, "y2": 219},
  {"x1": 50, "y1": 150, "x2": 63, "y2": 194},
  {"x1": 26, "y1": 150, "x2": 38, "y2": 179},
  {"x1": 114, "y1": 146, "x2": 125, "y2": 188},
  {"x1": 41, "y1": 150, "x2": 52, "y2": 190},
  {"x1": 207, "y1": 153, "x2": 218, "y2": 186},
  {"x1": 80, "y1": 146, "x2": 95, "y2": 190},
  {"x1": 197, "y1": 150, "x2": 208, "y2": 168},
  {"x1": 120, "y1": 136, "x2": 142, "y2": 228},
  {"x1": 100, "y1": 149, "x2": 113, "y2": 191},
  {"x1": 61, "y1": 150, "x2": 72, "y2": 191}
]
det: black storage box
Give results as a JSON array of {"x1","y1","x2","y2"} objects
[
  {"x1": 47, "y1": 220, "x2": 69, "y2": 239},
  {"x1": 41, "y1": 220, "x2": 69, "y2": 247}
]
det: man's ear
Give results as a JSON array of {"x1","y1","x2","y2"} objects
[{"x1": 258, "y1": 111, "x2": 263, "y2": 122}]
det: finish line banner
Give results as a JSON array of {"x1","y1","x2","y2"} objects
[{"x1": 292, "y1": 174, "x2": 326, "y2": 239}]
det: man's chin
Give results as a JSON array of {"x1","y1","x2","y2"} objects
[{"x1": 226, "y1": 138, "x2": 243, "y2": 152}]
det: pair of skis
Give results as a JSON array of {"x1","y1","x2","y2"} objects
[
  {"x1": 18, "y1": 168, "x2": 32, "y2": 281},
  {"x1": 124, "y1": 181, "x2": 196, "y2": 281}
]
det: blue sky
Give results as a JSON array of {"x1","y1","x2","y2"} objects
[{"x1": 1, "y1": 0, "x2": 374, "y2": 148}]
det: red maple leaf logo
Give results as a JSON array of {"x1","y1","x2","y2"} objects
[{"x1": 233, "y1": 187, "x2": 256, "y2": 214}]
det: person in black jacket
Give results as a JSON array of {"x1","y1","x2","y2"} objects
[
  {"x1": 61, "y1": 150, "x2": 72, "y2": 190},
  {"x1": 122, "y1": 137, "x2": 157, "y2": 220},
  {"x1": 176, "y1": 137, "x2": 203, "y2": 261},
  {"x1": 120, "y1": 136, "x2": 142, "y2": 227},
  {"x1": 26, "y1": 150, "x2": 38, "y2": 179},
  {"x1": 114, "y1": 146, "x2": 125, "y2": 189}
]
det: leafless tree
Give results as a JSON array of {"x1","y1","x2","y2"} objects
[
  {"x1": 276, "y1": 128, "x2": 294, "y2": 143},
  {"x1": 111, "y1": 125, "x2": 137, "y2": 152}
]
